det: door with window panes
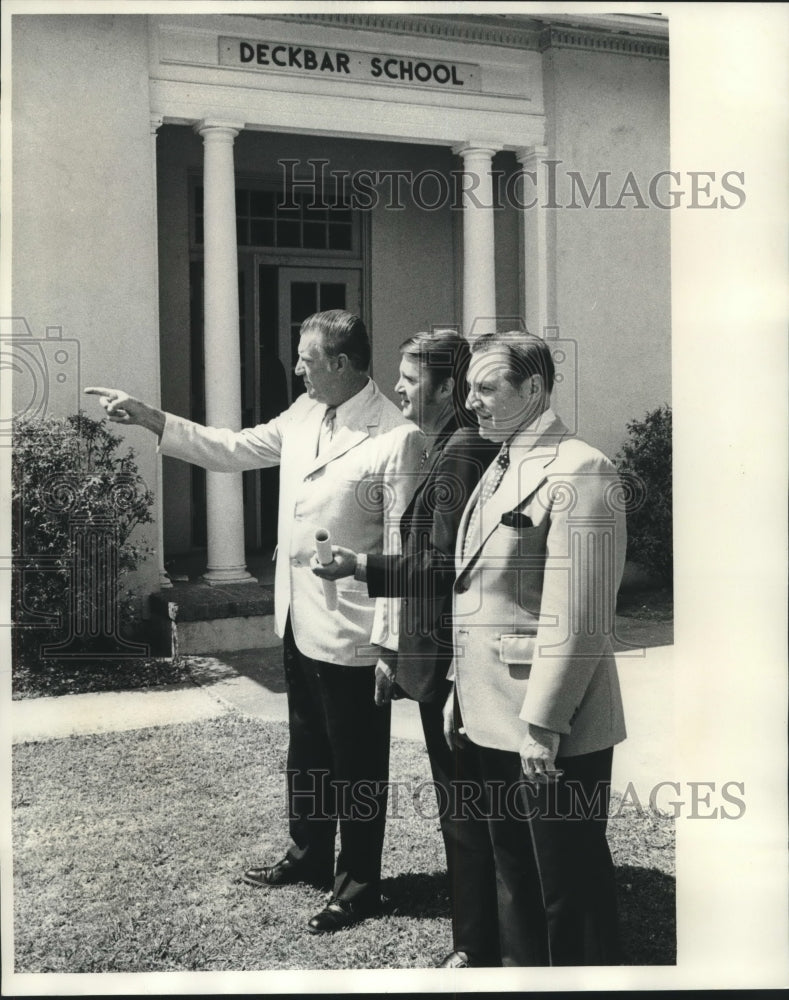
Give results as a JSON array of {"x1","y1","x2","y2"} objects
[
  {"x1": 277, "y1": 268, "x2": 362, "y2": 403},
  {"x1": 190, "y1": 182, "x2": 365, "y2": 552}
]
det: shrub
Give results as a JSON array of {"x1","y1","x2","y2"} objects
[
  {"x1": 615, "y1": 404, "x2": 673, "y2": 584},
  {"x1": 11, "y1": 412, "x2": 155, "y2": 661}
]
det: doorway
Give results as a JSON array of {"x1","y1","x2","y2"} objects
[
  {"x1": 190, "y1": 259, "x2": 365, "y2": 550},
  {"x1": 245, "y1": 261, "x2": 363, "y2": 549},
  {"x1": 277, "y1": 267, "x2": 362, "y2": 403}
]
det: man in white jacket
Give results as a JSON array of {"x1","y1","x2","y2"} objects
[{"x1": 86, "y1": 310, "x2": 424, "y2": 933}]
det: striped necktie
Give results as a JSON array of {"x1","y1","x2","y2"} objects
[{"x1": 463, "y1": 443, "x2": 510, "y2": 559}]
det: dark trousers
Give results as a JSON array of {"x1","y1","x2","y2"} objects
[
  {"x1": 283, "y1": 617, "x2": 391, "y2": 901},
  {"x1": 474, "y1": 742, "x2": 620, "y2": 967},
  {"x1": 419, "y1": 695, "x2": 502, "y2": 966},
  {"x1": 525, "y1": 745, "x2": 620, "y2": 965},
  {"x1": 474, "y1": 745, "x2": 551, "y2": 967}
]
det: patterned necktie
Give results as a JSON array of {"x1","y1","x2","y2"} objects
[
  {"x1": 317, "y1": 405, "x2": 336, "y2": 456},
  {"x1": 463, "y1": 443, "x2": 510, "y2": 558}
]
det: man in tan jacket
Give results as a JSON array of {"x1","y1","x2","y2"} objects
[{"x1": 444, "y1": 331, "x2": 627, "y2": 967}]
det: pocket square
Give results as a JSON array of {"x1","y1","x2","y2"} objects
[{"x1": 500, "y1": 510, "x2": 533, "y2": 528}]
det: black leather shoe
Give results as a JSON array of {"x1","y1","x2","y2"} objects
[
  {"x1": 306, "y1": 894, "x2": 382, "y2": 933},
  {"x1": 438, "y1": 950, "x2": 471, "y2": 968},
  {"x1": 242, "y1": 856, "x2": 329, "y2": 889}
]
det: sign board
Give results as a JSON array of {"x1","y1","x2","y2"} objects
[{"x1": 219, "y1": 37, "x2": 482, "y2": 92}]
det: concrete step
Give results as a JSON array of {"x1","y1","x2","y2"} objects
[{"x1": 149, "y1": 581, "x2": 278, "y2": 656}]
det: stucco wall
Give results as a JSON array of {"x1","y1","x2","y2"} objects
[
  {"x1": 544, "y1": 47, "x2": 671, "y2": 458},
  {"x1": 12, "y1": 14, "x2": 162, "y2": 599}
]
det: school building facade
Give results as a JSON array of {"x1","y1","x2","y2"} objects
[{"x1": 12, "y1": 11, "x2": 671, "y2": 608}]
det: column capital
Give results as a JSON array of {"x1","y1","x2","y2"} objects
[
  {"x1": 194, "y1": 118, "x2": 245, "y2": 140},
  {"x1": 150, "y1": 114, "x2": 165, "y2": 136},
  {"x1": 452, "y1": 141, "x2": 504, "y2": 160},
  {"x1": 514, "y1": 144, "x2": 550, "y2": 167}
]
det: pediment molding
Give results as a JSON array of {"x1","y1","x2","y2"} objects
[
  {"x1": 240, "y1": 13, "x2": 543, "y2": 49},
  {"x1": 241, "y1": 13, "x2": 668, "y2": 60},
  {"x1": 538, "y1": 26, "x2": 668, "y2": 60}
]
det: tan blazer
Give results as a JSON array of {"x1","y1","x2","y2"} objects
[
  {"x1": 452, "y1": 410, "x2": 627, "y2": 756},
  {"x1": 160, "y1": 380, "x2": 425, "y2": 666}
]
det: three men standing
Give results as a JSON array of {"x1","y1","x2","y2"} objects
[{"x1": 86, "y1": 317, "x2": 627, "y2": 964}]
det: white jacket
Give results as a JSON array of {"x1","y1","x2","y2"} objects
[{"x1": 160, "y1": 380, "x2": 425, "y2": 665}]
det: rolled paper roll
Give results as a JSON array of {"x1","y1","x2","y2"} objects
[{"x1": 314, "y1": 528, "x2": 338, "y2": 611}]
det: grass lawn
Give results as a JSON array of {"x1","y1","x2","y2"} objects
[{"x1": 12, "y1": 715, "x2": 675, "y2": 972}]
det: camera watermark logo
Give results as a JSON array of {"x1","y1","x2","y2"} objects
[
  {"x1": 447, "y1": 317, "x2": 579, "y2": 435},
  {"x1": 0, "y1": 317, "x2": 81, "y2": 446},
  {"x1": 542, "y1": 325, "x2": 578, "y2": 435}
]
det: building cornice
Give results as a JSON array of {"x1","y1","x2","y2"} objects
[
  {"x1": 537, "y1": 25, "x2": 668, "y2": 60},
  {"x1": 242, "y1": 13, "x2": 668, "y2": 60},
  {"x1": 241, "y1": 13, "x2": 543, "y2": 49}
]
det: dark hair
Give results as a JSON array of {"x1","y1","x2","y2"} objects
[
  {"x1": 470, "y1": 330, "x2": 555, "y2": 395},
  {"x1": 300, "y1": 310, "x2": 371, "y2": 371},
  {"x1": 399, "y1": 329, "x2": 473, "y2": 425}
]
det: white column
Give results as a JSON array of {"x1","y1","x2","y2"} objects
[
  {"x1": 452, "y1": 143, "x2": 502, "y2": 338},
  {"x1": 150, "y1": 116, "x2": 171, "y2": 590},
  {"x1": 196, "y1": 119, "x2": 255, "y2": 585},
  {"x1": 515, "y1": 144, "x2": 550, "y2": 339}
]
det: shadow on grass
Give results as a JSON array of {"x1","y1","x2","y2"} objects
[
  {"x1": 382, "y1": 865, "x2": 675, "y2": 966},
  {"x1": 381, "y1": 870, "x2": 450, "y2": 920},
  {"x1": 12, "y1": 651, "x2": 192, "y2": 700},
  {"x1": 187, "y1": 646, "x2": 287, "y2": 694},
  {"x1": 614, "y1": 583, "x2": 674, "y2": 650},
  {"x1": 613, "y1": 616, "x2": 674, "y2": 651},
  {"x1": 617, "y1": 864, "x2": 676, "y2": 965}
]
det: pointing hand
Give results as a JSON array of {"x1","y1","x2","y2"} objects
[{"x1": 83, "y1": 387, "x2": 165, "y2": 436}]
